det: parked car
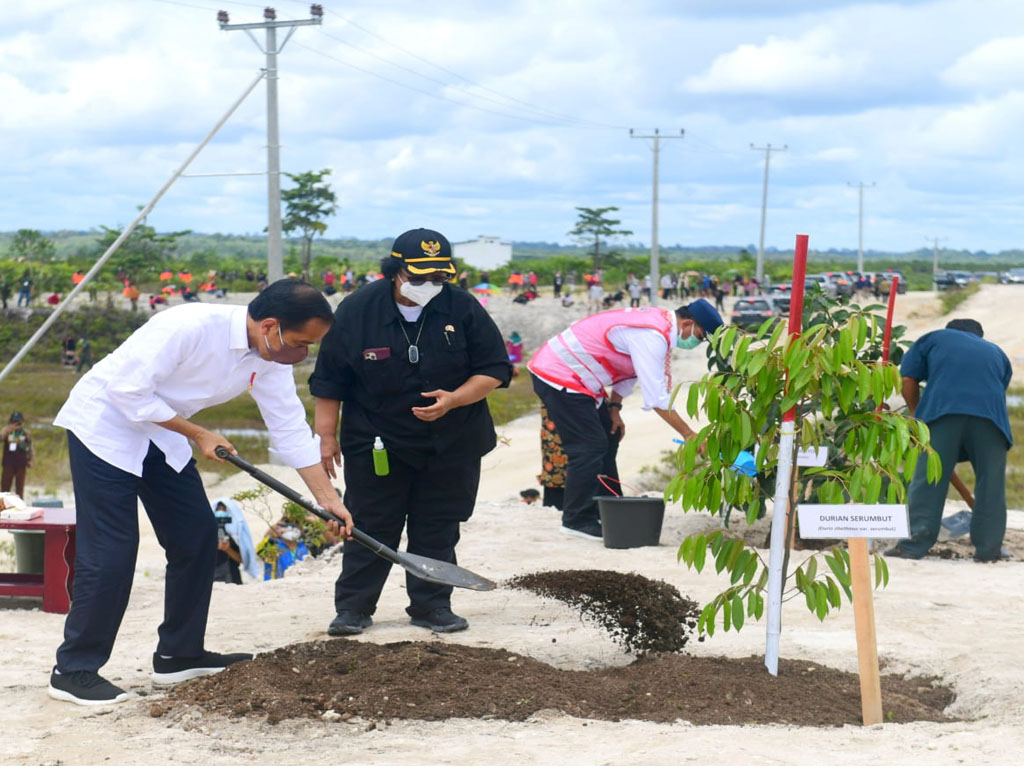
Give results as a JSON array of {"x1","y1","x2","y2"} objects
[
  {"x1": 805, "y1": 274, "x2": 837, "y2": 297},
  {"x1": 730, "y1": 297, "x2": 782, "y2": 330},
  {"x1": 1002, "y1": 268, "x2": 1024, "y2": 284},
  {"x1": 877, "y1": 269, "x2": 908, "y2": 294},
  {"x1": 768, "y1": 278, "x2": 820, "y2": 314},
  {"x1": 934, "y1": 270, "x2": 971, "y2": 291},
  {"x1": 823, "y1": 271, "x2": 853, "y2": 296}
]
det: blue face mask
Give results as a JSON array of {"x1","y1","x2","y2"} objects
[{"x1": 676, "y1": 333, "x2": 701, "y2": 350}]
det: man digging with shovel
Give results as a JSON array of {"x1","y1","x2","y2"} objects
[{"x1": 48, "y1": 279, "x2": 353, "y2": 706}]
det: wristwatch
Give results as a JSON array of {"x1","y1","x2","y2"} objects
[{"x1": 607, "y1": 402, "x2": 623, "y2": 410}]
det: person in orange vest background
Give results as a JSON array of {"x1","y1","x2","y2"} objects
[
  {"x1": 527, "y1": 299, "x2": 723, "y2": 540},
  {"x1": 72, "y1": 271, "x2": 85, "y2": 286},
  {"x1": 160, "y1": 270, "x2": 173, "y2": 282}
]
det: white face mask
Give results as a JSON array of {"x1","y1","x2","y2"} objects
[
  {"x1": 399, "y1": 279, "x2": 443, "y2": 306},
  {"x1": 282, "y1": 528, "x2": 300, "y2": 542}
]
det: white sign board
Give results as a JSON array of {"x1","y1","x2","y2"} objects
[
  {"x1": 798, "y1": 504, "x2": 909, "y2": 539},
  {"x1": 796, "y1": 446, "x2": 828, "y2": 467}
]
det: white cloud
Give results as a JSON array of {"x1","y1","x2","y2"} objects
[
  {"x1": 683, "y1": 27, "x2": 865, "y2": 94},
  {"x1": 942, "y1": 36, "x2": 1024, "y2": 93}
]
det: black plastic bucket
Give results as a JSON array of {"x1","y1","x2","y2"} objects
[{"x1": 596, "y1": 496, "x2": 665, "y2": 548}]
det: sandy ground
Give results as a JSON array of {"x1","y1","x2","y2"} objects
[{"x1": 2, "y1": 284, "x2": 1024, "y2": 765}]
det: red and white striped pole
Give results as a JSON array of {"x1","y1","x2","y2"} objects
[{"x1": 765, "y1": 234, "x2": 809, "y2": 676}]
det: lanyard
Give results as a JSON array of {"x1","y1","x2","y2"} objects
[{"x1": 398, "y1": 316, "x2": 426, "y2": 364}]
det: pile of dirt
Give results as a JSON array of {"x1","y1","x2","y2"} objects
[
  {"x1": 163, "y1": 639, "x2": 955, "y2": 727},
  {"x1": 506, "y1": 569, "x2": 700, "y2": 654}
]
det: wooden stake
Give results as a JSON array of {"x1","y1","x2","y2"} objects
[{"x1": 848, "y1": 537, "x2": 883, "y2": 725}]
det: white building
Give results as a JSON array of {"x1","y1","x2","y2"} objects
[{"x1": 452, "y1": 235, "x2": 512, "y2": 270}]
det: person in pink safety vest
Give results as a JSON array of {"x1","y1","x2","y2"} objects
[{"x1": 527, "y1": 299, "x2": 723, "y2": 540}]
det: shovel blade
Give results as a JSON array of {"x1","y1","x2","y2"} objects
[{"x1": 395, "y1": 551, "x2": 496, "y2": 591}]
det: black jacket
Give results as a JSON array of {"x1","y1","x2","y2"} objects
[{"x1": 309, "y1": 279, "x2": 512, "y2": 467}]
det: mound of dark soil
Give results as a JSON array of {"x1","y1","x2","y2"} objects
[
  {"x1": 506, "y1": 569, "x2": 699, "y2": 654},
  {"x1": 164, "y1": 639, "x2": 954, "y2": 727}
]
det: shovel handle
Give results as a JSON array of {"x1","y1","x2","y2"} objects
[{"x1": 213, "y1": 447, "x2": 400, "y2": 564}]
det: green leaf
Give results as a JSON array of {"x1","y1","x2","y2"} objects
[
  {"x1": 693, "y1": 535, "x2": 707, "y2": 571},
  {"x1": 825, "y1": 576, "x2": 842, "y2": 608},
  {"x1": 679, "y1": 536, "x2": 694, "y2": 565},
  {"x1": 874, "y1": 554, "x2": 890, "y2": 588},
  {"x1": 722, "y1": 595, "x2": 732, "y2": 631},
  {"x1": 731, "y1": 595, "x2": 745, "y2": 630},
  {"x1": 926, "y1": 450, "x2": 942, "y2": 484},
  {"x1": 814, "y1": 582, "x2": 829, "y2": 621},
  {"x1": 754, "y1": 593, "x2": 764, "y2": 620},
  {"x1": 806, "y1": 555, "x2": 818, "y2": 581},
  {"x1": 686, "y1": 382, "x2": 700, "y2": 418}
]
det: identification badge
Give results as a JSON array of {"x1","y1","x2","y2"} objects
[
  {"x1": 362, "y1": 347, "x2": 391, "y2": 361},
  {"x1": 8, "y1": 442, "x2": 16, "y2": 452}
]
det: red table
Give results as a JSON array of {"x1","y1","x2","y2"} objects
[{"x1": 0, "y1": 508, "x2": 76, "y2": 613}]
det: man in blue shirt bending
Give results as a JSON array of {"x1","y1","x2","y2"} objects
[{"x1": 888, "y1": 318, "x2": 1012, "y2": 562}]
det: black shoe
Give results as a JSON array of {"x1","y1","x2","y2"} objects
[
  {"x1": 327, "y1": 611, "x2": 373, "y2": 636},
  {"x1": 48, "y1": 667, "x2": 129, "y2": 706},
  {"x1": 409, "y1": 607, "x2": 469, "y2": 633},
  {"x1": 883, "y1": 546, "x2": 923, "y2": 560},
  {"x1": 974, "y1": 547, "x2": 1013, "y2": 563},
  {"x1": 151, "y1": 650, "x2": 253, "y2": 686},
  {"x1": 559, "y1": 522, "x2": 603, "y2": 541}
]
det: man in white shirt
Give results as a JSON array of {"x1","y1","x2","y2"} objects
[
  {"x1": 48, "y1": 279, "x2": 353, "y2": 706},
  {"x1": 527, "y1": 300, "x2": 723, "y2": 540}
]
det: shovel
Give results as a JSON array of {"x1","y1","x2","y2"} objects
[{"x1": 215, "y1": 447, "x2": 496, "y2": 591}]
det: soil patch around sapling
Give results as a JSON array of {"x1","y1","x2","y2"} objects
[
  {"x1": 163, "y1": 639, "x2": 956, "y2": 727},
  {"x1": 505, "y1": 569, "x2": 700, "y2": 654}
]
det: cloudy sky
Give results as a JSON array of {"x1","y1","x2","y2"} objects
[{"x1": 3, "y1": 0, "x2": 1024, "y2": 252}]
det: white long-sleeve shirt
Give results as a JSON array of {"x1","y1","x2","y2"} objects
[
  {"x1": 54, "y1": 304, "x2": 320, "y2": 477},
  {"x1": 606, "y1": 324, "x2": 678, "y2": 410}
]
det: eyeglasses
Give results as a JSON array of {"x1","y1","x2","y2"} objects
[{"x1": 405, "y1": 272, "x2": 452, "y2": 286}]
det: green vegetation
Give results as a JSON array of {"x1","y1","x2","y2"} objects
[
  {"x1": 938, "y1": 282, "x2": 980, "y2": 314},
  {"x1": 672, "y1": 294, "x2": 935, "y2": 635}
]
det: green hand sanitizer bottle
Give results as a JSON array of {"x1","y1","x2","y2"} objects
[{"x1": 372, "y1": 436, "x2": 389, "y2": 476}]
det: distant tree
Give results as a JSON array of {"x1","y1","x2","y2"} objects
[
  {"x1": 282, "y1": 169, "x2": 337, "y2": 282},
  {"x1": 9, "y1": 229, "x2": 56, "y2": 262},
  {"x1": 97, "y1": 212, "x2": 190, "y2": 283},
  {"x1": 568, "y1": 206, "x2": 632, "y2": 271}
]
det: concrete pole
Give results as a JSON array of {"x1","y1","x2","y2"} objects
[
  {"x1": 651, "y1": 132, "x2": 660, "y2": 307},
  {"x1": 756, "y1": 147, "x2": 771, "y2": 285},
  {"x1": 857, "y1": 184, "x2": 864, "y2": 275},
  {"x1": 631, "y1": 129, "x2": 683, "y2": 307},
  {"x1": 751, "y1": 144, "x2": 786, "y2": 286},
  {"x1": 265, "y1": 24, "x2": 283, "y2": 282}
]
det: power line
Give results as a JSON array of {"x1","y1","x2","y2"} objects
[
  {"x1": 313, "y1": 27, "x2": 615, "y2": 130},
  {"x1": 291, "y1": 39, "x2": 607, "y2": 129},
  {"x1": 318, "y1": 8, "x2": 630, "y2": 130}
]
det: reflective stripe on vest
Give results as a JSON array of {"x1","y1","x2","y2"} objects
[{"x1": 548, "y1": 335, "x2": 606, "y2": 395}]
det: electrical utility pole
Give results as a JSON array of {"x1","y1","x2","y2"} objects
[
  {"x1": 751, "y1": 143, "x2": 787, "y2": 285},
  {"x1": 927, "y1": 236, "x2": 948, "y2": 276},
  {"x1": 630, "y1": 128, "x2": 684, "y2": 306},
  {"x1": 218, "y1": 5, "x2": 324, "y2": 282},
  {"x1": 847, "y1": 181, "x2": 876, "y2": 274}
]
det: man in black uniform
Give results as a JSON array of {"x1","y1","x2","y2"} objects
[{"x1": 310, "y1": 228, "x2": 512, "y2": 635}]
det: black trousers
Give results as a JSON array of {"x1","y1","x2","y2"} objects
[
  {"x1": 901, "y1": 414, "x2": 1008, "y2": 559},
  {"x1": 335, "y1": 449, "x2": 480, "y2": 617},
  {"x1": 531, "y1": 375, "x2": 621, "y2": 528},
  {"x1": 57, "y1": 433, "x2": 216, "y2": 673}
]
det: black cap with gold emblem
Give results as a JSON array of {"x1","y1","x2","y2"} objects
[{"x1": 390, "y1": 228, "x2": 456, "y2": 275}]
